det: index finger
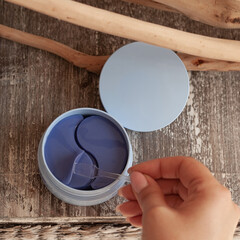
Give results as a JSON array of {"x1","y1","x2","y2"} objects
[{"x1": 128, "y1": 156, "x2": 215, "y2": 189}]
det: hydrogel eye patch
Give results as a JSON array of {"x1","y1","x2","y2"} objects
[
  {"x1": 76, "y1": 116, "x2": 128, "y2": 189},
  {"x1": 44, "y1": 114, "x2": 93, "y2": 189},
  {"x1": 44, "y1": 114, "x2": 128, "y2": 190}
]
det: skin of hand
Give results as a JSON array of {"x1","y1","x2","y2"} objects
[{"x1": 116, "y1": 156, "x2": 240, "y2": 240}]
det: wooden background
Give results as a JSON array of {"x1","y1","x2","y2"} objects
[{"x1": 0, "y1": 0, "x2": 239, "y2": 238}]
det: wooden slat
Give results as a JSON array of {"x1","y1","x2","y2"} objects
[
  {"x1": 0, "y1": 217, "x2": 127, "y2": 224},
  {"x1": 0, "y1": 223, "x2": 141, "y2": 240},
  {"x1": 0, "y1": 221, "x2": 239, "y2": 239}
]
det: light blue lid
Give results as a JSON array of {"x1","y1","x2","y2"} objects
[{"x1": 99, "y1": 42, "x2": 189, "y2": 132}]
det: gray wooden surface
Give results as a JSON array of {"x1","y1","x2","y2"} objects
[{"x1": 0, "y1": 0, "x2": 240, "y2": 238}]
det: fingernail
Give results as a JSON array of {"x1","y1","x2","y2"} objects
[
  {"x1": 127, "y1": 167, "x2": 133, "y2": 174},
  {"x1": 130, "y1": 171, "x2": 148, "y2": 194},
  {"x1": 116, "y1": 204, "x2": 121, "y2": 213}
]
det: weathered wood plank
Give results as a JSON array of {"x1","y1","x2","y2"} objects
[
  {"x1": 0, "y1": 217, "x2": 126, "y2": 224},
  {"x1": 0, "y1": 223, "x2": 141, "y2": 240},
  {"x1": 0, "y1": 0, "x2": 239, "y2": 226},
  {"x1": 0, "y1": 222, "x2": 239, "y2": 240}
]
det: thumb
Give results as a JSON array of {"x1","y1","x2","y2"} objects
[{"x1": 130, "y1": 171, "x2": 168, "y2": 213}]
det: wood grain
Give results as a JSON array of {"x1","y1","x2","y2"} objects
[
  {"x1": 1, "y1": 223, "x2": 141, "y2": 240},
  {"x1": 0, "y1": 221, "x2": 239, "y2": 239},
  {"x1": 0, "y1": 217, "x2": 239, "y2": 239},
  {"x1": 0, "y1": 0, "x2": 239, "y2": 238}
]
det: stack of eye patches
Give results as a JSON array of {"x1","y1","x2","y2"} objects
[{"x1": 44, "y1": 114, "x2": 128, "y2": 190}]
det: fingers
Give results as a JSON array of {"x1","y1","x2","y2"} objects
[
  {"x1": 118, "y1": 184, "x2": 135, "y2": 200},
  {"x1": 128, "y1": 156, "x2": 215, "y2": 189},
  {"x1": 118, "y1": 179, "x2": 188, "y2": 201},
  {"x1": 130, "y1": 172, "x2": 168, "y2": 212},
  {"x1": 116, "y1": 199, "x2": 142, "y2": 227},
  {"x1": 116, "y1": 200, "x2": 142, "y2": 217},
  {"x1": 126, "y1": 215, "x2": 142, "y2": 227},
  {"x1": 117, "y1": 195, "x2": 183, "y2": 219}
]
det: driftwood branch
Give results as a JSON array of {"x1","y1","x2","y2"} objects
[
  {"x1": 5, "y1": 0, "x2": 240, "y2": 63},
  {"x1": 124, "y1": 0, "x2": 240, "y2": 28},
  {"x1": 178, "y1": 53, "x2": 240, "y2": 71},
  {"x1": 0, "y1": 24, "x2": 107, "y2": 74},
  {"x1": 1, "y1": 24, "x2": 240, "y2": 73},
  {"x1": 154, "y1": 0, "x2": 240, "y2": 28}
]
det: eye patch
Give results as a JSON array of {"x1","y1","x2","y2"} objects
[{"x1": 44, "y1": 114, "x2": 128, "y2": 190}]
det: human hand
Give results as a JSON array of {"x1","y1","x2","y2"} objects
[{"x1": 116, "y1": 157, "x2": 240, "y2": 240}]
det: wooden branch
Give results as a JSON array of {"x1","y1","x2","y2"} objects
[
  {"x1": 153, "y1": 0, "x2": 240, "y2": 28},
  {"x1": 5, "y1": 0, "x2": 240, "y2": 63},
  {"x1": 178, "y1": 53, "x2": 240, "y2": 71},
  {"x1": 123, "y1": 0, "x2": 240, "y2": 28},
  {"x1": 0, "y1": 24, "x2": 239, "y2": 72},
  {"x1": 1, "y1": 24, "x2": 240, "y2": 73},
  {"x1": 122, "y1": 0, "x2": 178, "y2": 13},
  {"x1": 0, "y1": 24, "x2": 108, "y2": 74}
]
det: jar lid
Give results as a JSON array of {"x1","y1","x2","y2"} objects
[{"x1": 99, "y1": 42, "x2": 189, "y2": 132}]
